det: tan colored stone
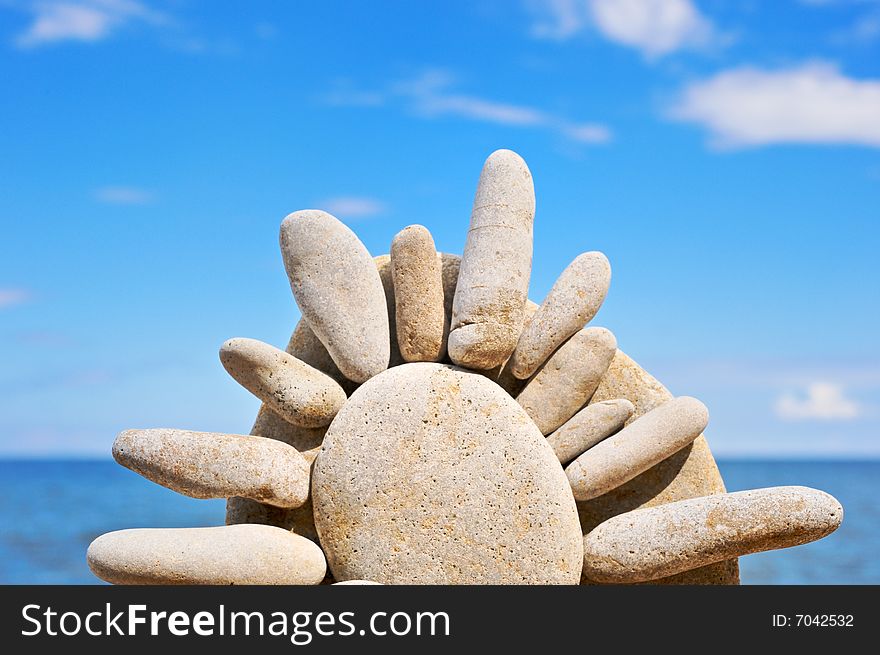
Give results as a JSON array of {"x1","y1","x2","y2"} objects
[
  {"x1": 579, "y1": 349, "x2": 739, "y2": 585},
  {"x1": 220, "y1": 338, "x2": 346, "y2": 428},
  {"x1": 449, "y1": 150, "x2": 535, "y2": 370},
  {"x1": 87, "y1": 525, "x2": 326, "y2": 585},
  {"x1": 312, "y1": 363, "x2": 583, "y2": 584},
  {"x1": 481, "y1": 300, "x2": 539, "y2": 397},
  {"x1": 567, "y1": 396, "x2": 709, "y2": 501},
  {"x1": 391, "y1": 226, "x2": 448, "y2": 362},
  {"x1": 582, "y1": 486, "x2": 843, "y2": 583},
  {"x1": 547, "y1": 398, "x2": 634, "y2": 465},
  {"x1": 280, "y1": 210, "x2": 389, "y2": 383},
  {"x1": 286, "y1": 319, "x2": 358, "y2": 395},
  {"x1": 112, "y1": 428, "x2": 310, "y2": 508},
  {"x1": 516, "y1": 327, "x2": 617, "y2": 434},
  {"x1": 510, "y1": 252, "x2": 611, "y2": 379},
  {"x1": 333, "y1": 580, "x2": 383, "y2": 585}
]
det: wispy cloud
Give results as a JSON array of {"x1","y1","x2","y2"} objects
[
  {"x1": 526, "y1": 0, "x2": 719, "y2": 57},
  {"x1": 324, "y1": 69, "x2": 611, "y2": 145},
  {"x1": 775, "y1": 382, "x2": 862, "y2": 421},
  {"x1": 668, "y1": 62, "x2": 880, "y2": 149},
  {"x1": 13, "y1": 0, "x2": 168, "y2": 48},
  {"x1": 94, "y1": 185, "x2": 155, "y2": 204},
  {"x1": 0, "y1": 288, "x2": 32, "y2": 309},
  {"x1": 318, "y1": 197, "x2": 387, "y2": 220}
]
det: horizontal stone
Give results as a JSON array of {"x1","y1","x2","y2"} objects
[
  {"x1": 566, "y1": 397, "x2": 708, "y2": 502},
  {"x1": 113, "y1": 428, "x2": 310, "y2": 508},
  {"x1": 510, "y1": 252, "x2": 611, "y2": 380},
  {"x1": 87, "y1": 525, "x2": 327, "y2": 585},
  {"x1": 582, "y1": 486, "x2": 843, "y2": 583},
  {"x1": 516, "y1": 327, "x2": 617, "y2": 434},
  {"x1": 220, "y1": 338, "x2": 346, "y2": 428},
  {"x1": 547, "y1": 398, "x2": 634, "y2": 465}
]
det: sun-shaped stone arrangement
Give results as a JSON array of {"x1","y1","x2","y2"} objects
[{"x1": 88, "y1": 149, "x2": 843, "y2": 586}]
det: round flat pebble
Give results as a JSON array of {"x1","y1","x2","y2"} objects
[
  {"x1": 87, "y1": 525, "x2": 326, "y2": 585},
  {"x1": 280, "y1": 210, "x2": 389, "y2": 383},
  {"x1": 311, "y1": 363, "x2": 583, "y2": 584},
  {"x1": 220, "y1": 338, "x2": 346, "y2": 428},
  {"x1": 581, "y1": 486, "x2": 843, "y2": 583},
  {"x1": 567, "y1": 396, "x2": 709, "y2": 502},
  {"x1": 391, "y1": 225, "x2": 448, "y2": 362},
  {"x1": 113, "y1": 428, "x2": 310, "y2": 508},
  {"x1": 547, "y1": 398, "x2": 634, "y2": 465},
  {"x1": 510, "y1": 252, "x2": 611, "y2": 380},
  {"x1": 516, "y1": 327, "x2": 617, "y2": 434},
  {"x1": 448, "y1": 150, "x2": 535, "y2": 370}
]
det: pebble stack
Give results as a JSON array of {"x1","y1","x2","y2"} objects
[{"x1": 87, "y1": 149, "x2": 843, "y2": 587}]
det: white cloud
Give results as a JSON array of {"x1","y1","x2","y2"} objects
[
  {"x1": 319, "y1": 197, "x2": 387, "y2": 220},
  {"x1": 526, "y1": 0, "x2": 718, "y2": 56},
  {"x1": 328, "y1": 69, "x2": 612, "y2": 145},
  {"x1": 14, "y1": 0, "x2": 168, "y2": 48},
  {"x1": 668, "y1": 62, "x2": 880, "y2": 149},
  {"x1": 94, "y1": 185, "x2": 154, "y2": 204},
  {"x1": 0, "y1": 288, "x2": 32, "y2": 308},
  {"x1": 775, "y1": 382, "x2": 862, "y2": 421}
]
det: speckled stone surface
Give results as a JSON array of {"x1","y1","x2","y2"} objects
[
  {"x1": 510, "y1": 252, "x2": 611, "y2": 380},
  {"x1": 280, "y1": 210, "x2": 389, "y2": 383},
  {"x1": 311, "y1": 363, "x2": 583, "y2": 584},
  {"x1": 580, "y1": 349, "x2": 739, "y2": 585},
  {"x1": 448, "y1": 150, "x2": 535, "y2": 370},
  {"x1": 391, "y1": 225, "x2": 448, "y2": 362},
  {"x1": 286, "y1": 319, "x2": 358, "y2": 395},
  {"x1": 87, "y1": 525, "x2": 326, "y2": 585},
  {"x1": 516, "y1": 327, "x2": 617, "y2": 435},
  {"x1": 547, "y1": 398, "x2": 634, "y2": 465},
  {"x1": 567, "y1": 396, "x2": 709, "y2": 501},
  {"x1": 220, "y1": 337, "x2": 346, "y2": 428},
  {"x1": 113, "y1": 428, "x2": 310, "y2": 508},
  {"x1": 582, "y1": 486, "x2": 843, "y2": 583},
  {"x1": 480, "y1": 299, "x2": 539, "y2": 397}
]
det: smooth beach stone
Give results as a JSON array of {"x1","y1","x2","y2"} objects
[
  {"x1": 280, "y1": 210, "x2": 389, "y2": 383},
  {"x1": 286, "y1": 320, "x2": 358, "y2": 395},
  {"x1": 582, "y1": 486, "x2": 843, "y2": 584},
  {"x1": 220, "y1": 338, "x2": 346, "y2": 428},
  {"x1": 311, "y1": 363, "x2": 583, "y2": 584},
  {"x1": 113, "y1": 428, "x2": 310, "y2": 508},
  {"x1": 579, "y1": 350, "x2": 738, "y2": 585},
  {"x1": 547, "y1": 398, "x2": 634, "y2": 465},
  {"x1": 333, "y1": 580, "x2": 383, "y2": 585},
  {"x1": 391, "y1": 225, "x2": 448, "y2": 362},
  {"x1": 566, "y1": 396, "x2": 709, "y2": 501},
  {"x1": 481, "y1": 299, "x2": 539, "y2": 397},
  {"x1": 448, "y1": 150, "x2": 535, "y2": 370},
  {"x1": 374, "y1": 255, "x2": 404, "y2": 368},
  {"x1": 510, "y1": 252, "x2": 611, "y2": 380},
  {"x1": 515, "y1": 327, "x2": 617, "y2": 434},
  {"x1": 87, "y1": 525, "x2": 326, "y2": 585}
]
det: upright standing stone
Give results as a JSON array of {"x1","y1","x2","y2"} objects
[
  {"x1": 280, "y1": 210, "x2": 389, "y2": 383},
  {"x1": 448, "y1": 150, "x2": 535, "y2": 370},
  {"x1": 580, "y1": 350, "x2": 739, "y2": 585},
  {"x1": 391, "y1": 225, "x2": 448, "y2": 362},
  {"x1": 510, "y1": 252, "x2": 611, "y2": 379},
  {"x1": 516, "y1": 327, "x2": 617, "y2": 434},
  {"x1": 219, "y1": 338, "x2": 346, "y2": 428},
  {"x1": 566, "y1": 396, "x2": 709, "y2": 501},
  {"x1": 547, "y1": 398, "x2": 634, "y2": 465},
  {"x1": 581, "y1": 487, "x2": 843, "y2": 583}
]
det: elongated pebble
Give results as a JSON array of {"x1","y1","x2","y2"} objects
[
  {"x1": 566, "y1": 397, "x2": 709, "y2": 501},
  {"x1": 113, "y1": 428, "x2": 310, "y2": 508},
  {"x1": 510, "y1": 252, "x2": 610, "y2": 379},
  {"x1": 516, "y1": 327, "x2": 617, "y2": 434},
  {"x1": 448, "y1": 150, "x2": 535, "y2": 370},
  {"x1": 481, "y1": 299, "x2": 539, "y2": 396},
  {"x1": 547, "y1": 398, "x2": 634, "y2": 465},
  {"x1": 87, "y1": 525, "x2": 326, "y2": 585},
  {"x1": 280, "y1": 210, "x2": 389, "y2": 383},
  {"x1": 582, "y1": 486, "x2": 843, "y2": 583},
  {"x1": 286, "y1": 319, "x2": 358, "y2": 394},
  {"x1": 220, "y1": 338, "x2": 346, "y2": 428},
  {"x1": 391, "y1": 225, "x2": 448, "y2": 362}
]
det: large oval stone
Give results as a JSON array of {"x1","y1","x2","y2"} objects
[{"x1": 311, "y1": 363, "x2": 583, "y2": 584}]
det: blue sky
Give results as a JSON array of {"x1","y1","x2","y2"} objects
[{"x1": 0, "y1": 0, "x2": 878, "y2": 458}]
